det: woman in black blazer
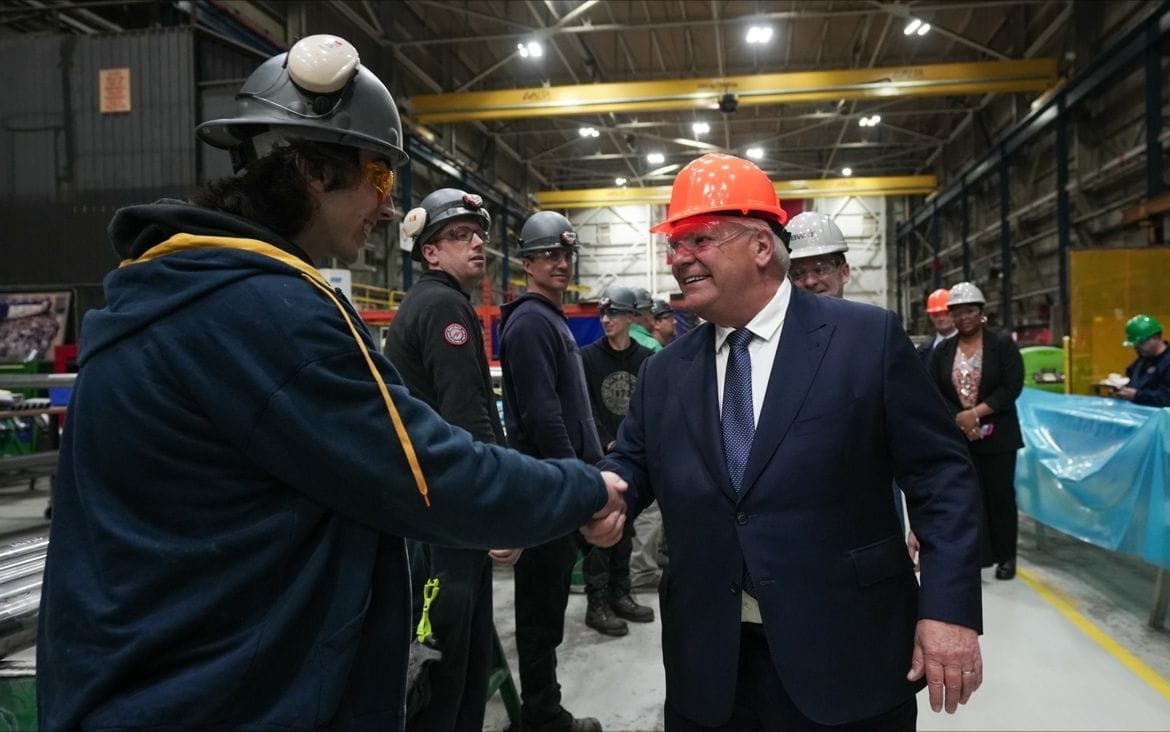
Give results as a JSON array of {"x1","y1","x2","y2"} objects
[{"x1": 928, "y1": 282, "x2": 1025, "y2": 580}]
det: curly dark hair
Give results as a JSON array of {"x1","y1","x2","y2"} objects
[{"x1": 191, "y1": 140, "x2": 363, "y2": 239}]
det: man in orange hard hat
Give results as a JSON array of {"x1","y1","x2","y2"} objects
[
  {"x1": 601, "y1": 153, "x2": 984, "y2": 729},
  {"x1": 917, "y1": 288, "x2": 957, "y2": 366}
]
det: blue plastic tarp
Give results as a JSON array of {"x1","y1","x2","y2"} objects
[{"x1": 1015, "y1": 388, "x2": 1170, "y2": 569}]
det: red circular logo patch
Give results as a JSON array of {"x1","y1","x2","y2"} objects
[{"x1": 443, "y1": 323, "x2": 469, "y2": 346}]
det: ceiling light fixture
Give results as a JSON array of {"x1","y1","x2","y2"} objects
[
  {"x1": 518, "y1": 40, "x2": 543, "y2": 58},
  {"x1": 746, "y1": 147, "x2": 764, "y2": 160},
  {"x1": 917, "y1": 22, "x2": 932, "y2": 36},
  {"x1": 842, "y1": 167, "x2": 853, "y2": 177},
  {"x1": 615, "y1": 177, "x2": 627, "y2": 186},
  {"x1": 578, "y1": 127, "x2": 600, "y2": 138},
  {"x1": 692, "y1": 121, "x2": 710, "y2": 135},
  {"x1": 903, "y1": 18, "x2": 922, "y2": 35},
  {"x1": 858, "y1": 114, "x2": 882, "y2": 127},
  {"x1": 745, "y1": 26, "x2": 773, "y2": 44},
  {"x1": 647, "y1": 152, "x2": 665, "y2": 164}
]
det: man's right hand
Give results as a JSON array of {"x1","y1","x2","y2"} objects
[{"x1": 580, "y1": 471, "x2": 627, "y2": 547}]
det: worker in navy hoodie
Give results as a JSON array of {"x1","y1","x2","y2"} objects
[{"x1": 36, "y1": 35, "x2": 627, "y2": 732}]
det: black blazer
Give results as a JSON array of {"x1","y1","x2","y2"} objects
[
  {"x1": 928, "y1": 326, "x2": 1025, "y2": 455},
  {"x1": 601, "y1": 287, "x2": 982, "y2": 726}
]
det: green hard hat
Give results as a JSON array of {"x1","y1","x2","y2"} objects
[{"x1": 1123, "y1": 314, "x2": 1163, "y2": 347}]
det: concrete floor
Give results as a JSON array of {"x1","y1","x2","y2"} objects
[
  {"x1": 486, "y1": 516, "x2": 1170, "y2": 731},
  {"x1": 5, "y1": 479, "x2": 1169, "y2": 730}
]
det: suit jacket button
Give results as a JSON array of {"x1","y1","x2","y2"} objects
[
  {"x1": 736, "y1": 512, "x2": 748, "y2": 525},
  {"x1": 730, "y1": 583, "x2": 739, "y2": 595}
]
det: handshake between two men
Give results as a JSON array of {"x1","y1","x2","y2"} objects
[{"x1": 580, "y1": 472, "x2": 629, "y2": 548}]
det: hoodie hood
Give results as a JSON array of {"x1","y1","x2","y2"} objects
[{"x1": 83, "y1": 201, "x2": 316, "y2": 367}]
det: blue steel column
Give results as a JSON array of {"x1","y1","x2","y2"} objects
[
  {"x1": 398, "y1": 163, "x2": 413, "y2": 290},
  {"x1": 1056, "y1": 99, "x2": 1070, "y2": 335},
  {"x1": 1147, "y1": 38, "x2": 1164, "y2": 209},
  {"x1": 931, "y1": 203, "x2": 942, "y2": 288},
  {"x1": 999, "y1": 154, "x2": 1013, "y2": 329},
  {"x1": 961, "y1": 186, "x2": 971, "y2": 281},
  {"x1": 499, "y1": 205, "x2": 510, "y2": 300}
]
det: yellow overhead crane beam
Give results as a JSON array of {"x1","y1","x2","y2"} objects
[
  {"x1": 534, "y1": 175, "x2": 938, "y2": 210},
  {"x1": 410, "y1": 59, "x2": 1058, "y2": 123}
]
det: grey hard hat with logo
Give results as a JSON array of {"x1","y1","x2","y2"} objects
[
  {"x1": 402, "y1": 188, "x2": 491, "y2": 262},
  {"x1": 651, "y1": 299, "x2": 674, "y2": 318},
  {"x1": 786, "y1": 211, "x2": 848, "y2": 260},
  {"x1": 632, "y1": 288, "x2": 653, "y2": 312},
  {"x1": 517, "y1": 211, "x2": 579, "y2": 257},
  {"x1": 196, "y1": 35, "x2": 407, "y2": 171}
]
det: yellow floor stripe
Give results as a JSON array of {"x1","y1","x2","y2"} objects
[{"x1": 1018, "y1": 566, "x2": 1170, "y2": 702}]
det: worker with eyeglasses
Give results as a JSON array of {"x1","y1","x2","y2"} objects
[
  {"x1": 785, "y1": 211, "x2": 852, "y2": 297},
  {"x1": 37, "y1": 36, "x2": 629, "y2": 731},
  {"x1": 498, "y1": 210, "x2": 607, "y2": 732},
  {"x1": 384, "y1": 187, "x2": 526, "y2": 730}
]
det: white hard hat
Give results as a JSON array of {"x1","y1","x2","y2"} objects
[
  {"x1": 947, "y1": 281, "x2": 986, "y2": 307},
  {"x1": 786, "y1": 211, "x2": 848, "y2": 259}
]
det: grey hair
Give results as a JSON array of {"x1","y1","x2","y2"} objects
[{"x1": 732, "y1": 216, "x2": 790, "y2": 274}]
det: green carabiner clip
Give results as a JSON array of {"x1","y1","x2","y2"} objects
[{"x1": 416, "y1": 577, "x2": 441, "y2": 643}]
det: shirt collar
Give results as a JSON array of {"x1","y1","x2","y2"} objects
[{"x1": 714, "y1": 278, "x2": 792, "y2": 352}]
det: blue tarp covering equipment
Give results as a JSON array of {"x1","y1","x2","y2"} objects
[{"x1": 1015, "y1": 388, "x2": 1170, "y2": 570}]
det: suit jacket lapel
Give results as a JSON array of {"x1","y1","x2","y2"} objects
[
  {"x1": 677, "y1": 324, "x2": 738, "y2": 502},
  {"x1": 739, "y1": 289, "x2": 833, "y2": 499}
]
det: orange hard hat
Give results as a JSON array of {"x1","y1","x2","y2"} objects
[
  {"x1": 925, "y1": 288, "x2": 950, "y2": 314},
  {"x1": 651, "y1": 153, "x2": 788, "y2": 235}
]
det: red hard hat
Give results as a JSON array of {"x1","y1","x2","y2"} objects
[
  {"x1": 925, "y1": 288, "x2": 950, "y2": 314},
  {"x1": 651, "y1": 153, "x2": 788, "y2": 235}
]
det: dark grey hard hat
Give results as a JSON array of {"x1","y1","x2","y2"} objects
[
  {"x1": 195, "y1": 35, "x2": 407, "y2": 171},
  {"x1": 633, "y1": 288, "x2": 653, "y2": 312},
  {"x1": 403, "y1": 188, "x2": 491, "y2": 262},
  {"x1": 651, "y1": 299, "x2": 674, "y2": 318},
  {"x1": 517, "y1": 211, "x2": 579, "y2": 257},
  {"x1": 599, "y1": 286, "x2": 639, "y2": 314}
]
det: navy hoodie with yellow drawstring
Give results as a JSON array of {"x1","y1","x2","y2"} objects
[{"x1": 37, "y1": 200, "x2": 607, "y2": 731}]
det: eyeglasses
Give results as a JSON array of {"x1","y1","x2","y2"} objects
[
  {"x1": 788, "y1": 261, "x2": 840, "y2": 281},
  {"x1": 530, "y1": 248, "x2": 577, "y2": 265},
  {"x1": 435, "y1": 226, "x2": 490, "y2": 245},
  {"x1": 666, "y1": 221, "x2": 755, "y2": 257},
  {"x1": 363, "y1": 160, "x2": 395, "y2": 201},
  {"x1": 599, "y1": 307, "x2": 634, "y2": 318}
]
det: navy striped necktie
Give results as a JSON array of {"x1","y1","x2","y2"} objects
[{"x1": 722, "y1": 328, "x2": 754, "y2": 492}]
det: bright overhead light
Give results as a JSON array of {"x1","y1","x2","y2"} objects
[
  {"x1": 518, "y1": 40, "x2": 543, "y2": 58},
  {"x1": 615, "y1": 177, "x2": 627, "y2": 186},
  {"x1": 746, "y1": 147, "x2": 764, "y2": 160},
  {"x1": 842, "y1": 167, "x2": 853, "y2": 177},
  {"x1": 647, "y1": 152, "x2": 665, "y2": 164},
  {"x1": 578, "y1": 126, "x2": 600, "y2": 138},
  {"x1": 859, "y1": 114, "x2": 882, "y2": 127},
  {"x1": 746, "y1": 26, "x2": 773, "y2": 44},
  {"x1": 859, "y1": 117, "x2": 870, "y2": 127},
  {"x1": 692, "y1": 121, "x2": 710, "y2": 135},
  {"x1": 517, "y1": 42, "x2": 528, "y2": 58},
  {"x1": 917, "y1": 22, "x2": 931, "y2": 36},
  {"x1": 903, "y1": 18, "x2": 922, "y2": 35}
]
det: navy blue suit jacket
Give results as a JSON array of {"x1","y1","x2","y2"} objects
[{"x1": 600, "y1": 287, "x2": 982, "y2": 726}]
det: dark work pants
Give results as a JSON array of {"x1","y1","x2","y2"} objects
[
  {"x1": 664, "y1": 624, "x2": 918, "y2": 731},
  {"x1": 972, "y1": 450, "x2": 1019, "y2": 566},
  {"x1": 581, "y1": 520, "x2": 635, "y2": 596},
  {"x1": 514, "y1": 532, "x2": 579, "y2": 723},
  {"x1": 407, "y1": 542, "x2": 493, "y2": 732}
]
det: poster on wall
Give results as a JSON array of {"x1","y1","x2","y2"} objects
[{"x1": 0, "y1": 291, "x2": 73, "y2": 363}]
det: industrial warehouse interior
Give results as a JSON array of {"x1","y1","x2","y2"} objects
[{"x1": 1, "y1": 1, "x2": 1168, "y2": 730}]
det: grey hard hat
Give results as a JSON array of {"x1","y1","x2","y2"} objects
[
  {"x1": 402, "y1": 188, "x2": 491, "y2": 262},
  {"x1": 633, "y1": 288, "x2": 653, "y2": 312},
  {"x1": 599, "y1": 286, "x2": 639, "y2": 314},
  {"x1": 947, "y1": 281, "x2": 986, "y2": 307},
  {"x1": 196, "y1": 35, "x2": 407, "y2": 171},
  {"x1": 651, "y1": 299, "x2": 674, "y2": 318},
  {"x1": 517, "y1": 211, "x2": 579, "y2": 257}
]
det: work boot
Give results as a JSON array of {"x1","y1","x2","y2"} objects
[
  {"x1": 995, "y1": 558, "x2": 1017, "y2": 580},
  {"x1": 610, "y1": 591, "x2": 655, "y2": 623},
  {"x1": 513, "y1": 706, "x2": 603, "y2": 732},
  {"x1": 585, "y1": 594, "x2": 628, "y2": 636}
]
